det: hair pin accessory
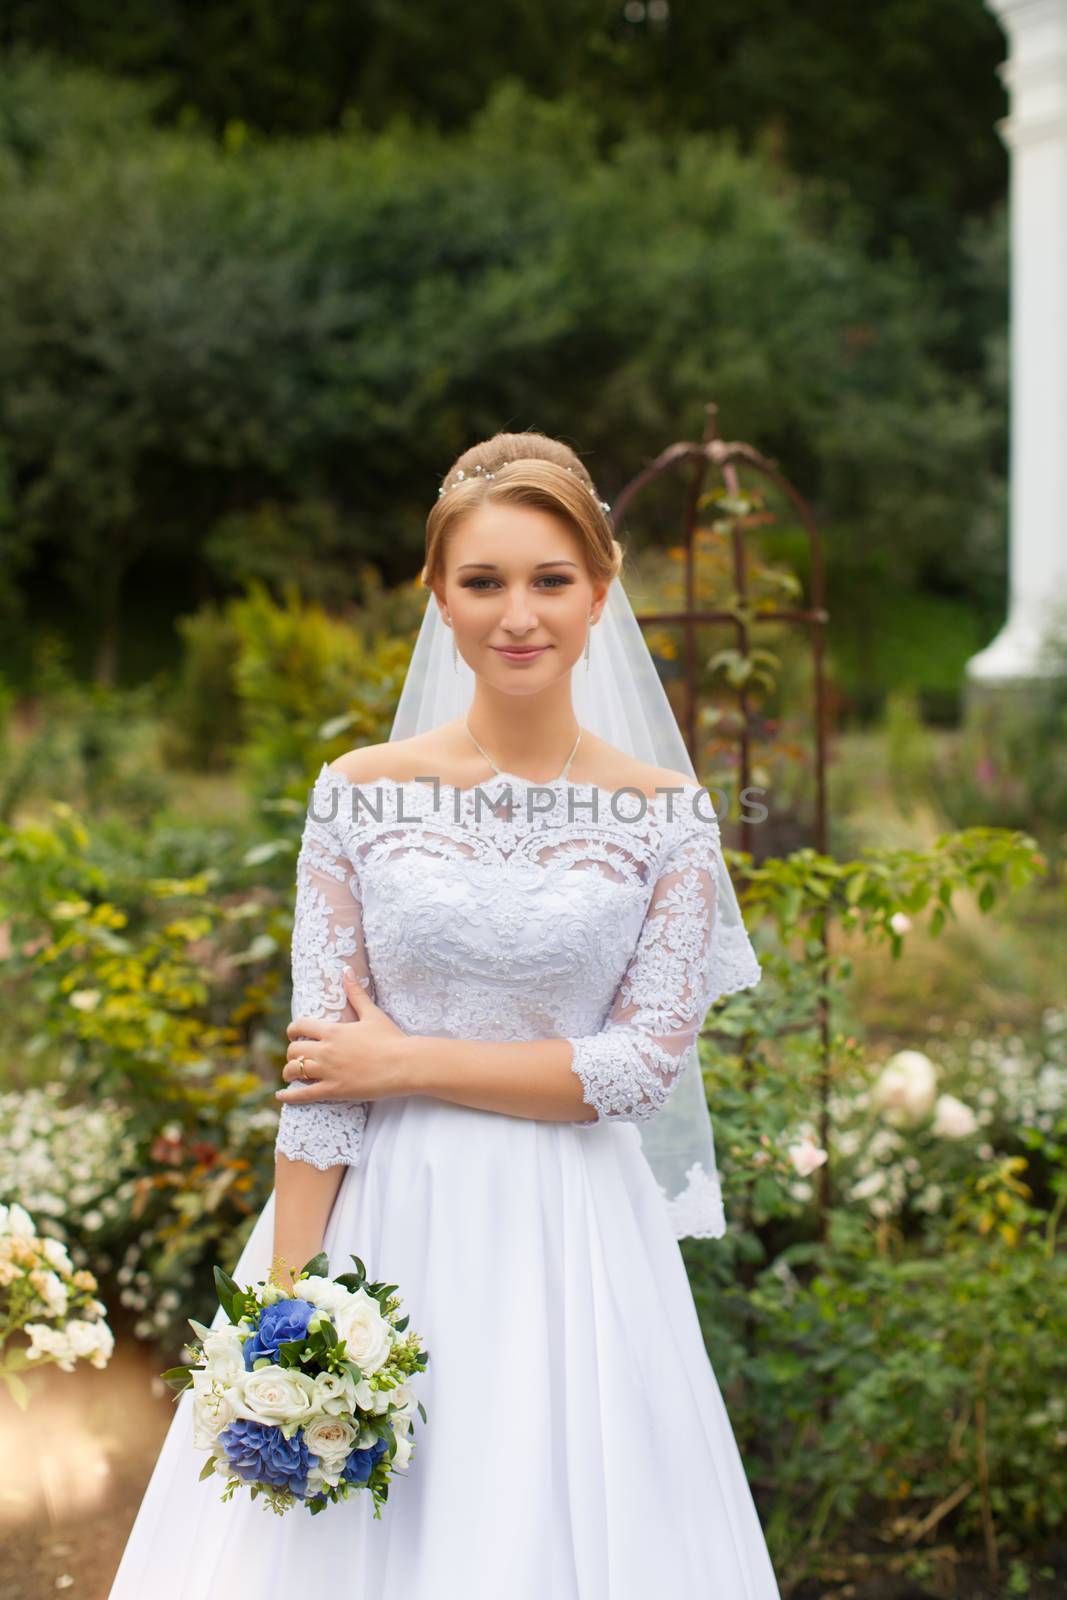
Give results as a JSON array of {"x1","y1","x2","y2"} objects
[{"x1": 436, "y1": 460, "x2": 610, "y2": 514}]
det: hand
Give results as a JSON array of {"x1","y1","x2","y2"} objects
[{"x1": 277, "y1": 967, "x2": 411, "y2": 1105}]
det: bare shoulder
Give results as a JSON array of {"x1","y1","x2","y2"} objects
[
  {"x1": 328, "y1": 725, "x2": 470, "y2": 787},
  {"x1": 577, "y1": 733, "x2": 697, "y2": 800},
  {"x1": 329, "y1": 738, "x2": 426, "y2": 786},
  {"x1": 626, "y1": 763, "x2": 701, "y2": 801}
]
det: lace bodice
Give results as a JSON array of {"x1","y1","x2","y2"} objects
[{"x1": 276, "y1": 763, "x2": 762, "y2": 1227}]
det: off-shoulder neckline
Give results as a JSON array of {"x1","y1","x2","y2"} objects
[{"x1": 315, "y1": 760, "x2": 706, "y2": 809}]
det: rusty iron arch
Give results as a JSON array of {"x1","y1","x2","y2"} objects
[{"x1": 609, "y1": 401, "x2": 835, "y2": 1234}]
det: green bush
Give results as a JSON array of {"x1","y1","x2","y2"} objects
[
  {"x1": 226, "y1": 579, "x2": 410, "y2": 803},
  {"x1": 163, "y1": 603, "x2": 244, "y2": 772},
  {"x1": 0, "y1": 58, "x2": 1006, "y2": 695},
  {"x1": 741, "y1": 1144, "x2": 1067, "y2": 1567}
]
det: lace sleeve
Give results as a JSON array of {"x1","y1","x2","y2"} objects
[
  {"x1": 564, "y1": 814, "x2": 760, "y2": 1126},
  {"x1": 274, "y1": 770, "x2": 373, "y2": 1170}
]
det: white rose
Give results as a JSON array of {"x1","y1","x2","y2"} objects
[
  {"x1": 201, "y1": 1324, "x2": 245, "y2": 1379},
  {"x1": 889, "y1": 912, "x2": 912, "y2": 935},
  {"x1": 191, "y1": 1371, "x2": 240, "y2": 1447},
  {"x1": 311, "y1": 1370, "x2": 357, "y2": 1417},
  {"x1": 40, "y1": 1237, "x2": 74, "y2": 1275},
  {"x1": 932, "y1": 1093, "x2": 978, "y2": 1139},
  {"x1": 788, "y1": 1134, "x2": 828, "y2": 1177},
  {"x1": 390, "y1": 1380, "x2": 413, "y2": 1409},
  {"x1": 295, "y1": 1276, "x2": 351, "y2": 1318},
  {"x1": 872, "y1": 1050, "x2": 937, "y2": 1126},
  {"x1": 234, "y1": 1366, "x2": 318, "y2": 1427},
  {"x1": 333, "y1": 1289, "x2": 393, "y2": 1376},
  {"x1": 352, "y1": 1375, "x2": 375, "y2": 1412},
  {"x1": 304, "y1": 1415, "x2": 358, "y2": 1473}
]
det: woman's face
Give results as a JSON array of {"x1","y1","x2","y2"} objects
[{"x1": 435, "y1": 501, "x2": 609, "y2": 688}]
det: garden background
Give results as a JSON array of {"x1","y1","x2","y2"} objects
[{"x1": 0, "y1": 5, "x2": 1064, "y2": 1598}]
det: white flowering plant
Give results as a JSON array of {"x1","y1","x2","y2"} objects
[
  {"x1": 0, "y1": 1200, "x2": 115, "y2": 1409},
  {"x1": 0, "y1": 1083, "x2": 139, "y2": 1243},
  {"x1": 163, "y1": 1249, "x2": 429, "y2": 1518}
]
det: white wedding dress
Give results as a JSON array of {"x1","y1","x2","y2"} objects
[{"x1": 107, "y1": 762, "x2": 781, "y2": 1598}]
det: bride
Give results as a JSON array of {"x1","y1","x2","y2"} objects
[{"x1": 107, "y1": 430, "x2": 781, "y2": 1597}]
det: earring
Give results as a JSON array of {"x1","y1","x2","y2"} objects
[
  {"x1": 453, "y1": 633, "x2": 458, "y2": 672},
  {"x1": 584, "y1": 616, "x2": 592, "y2": 670}
]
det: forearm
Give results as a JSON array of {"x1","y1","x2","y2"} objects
[
  {"x1": 405, "y1": 1035, "x2": 597, "y2": 1125},
  {"x1": 271, "y1": 1153, "x2": 345, "y2": 1289}
]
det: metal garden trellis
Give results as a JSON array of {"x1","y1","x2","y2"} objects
[{"x1": 609, "y1": 401, "x2": 836, "y2": 1236}]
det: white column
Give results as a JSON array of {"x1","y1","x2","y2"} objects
[{"x1": 967, "y1": 0, "x2": 1067, "y2": 683}]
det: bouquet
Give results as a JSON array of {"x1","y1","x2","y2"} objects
[
  {"x1": 0, "y1": 1200, "x2": 114, "y2": 1409},
  {"x1": 163, "y1": 1249, "x2": 429, "y2": 1517}
]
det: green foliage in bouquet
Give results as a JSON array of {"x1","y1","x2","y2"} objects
[{"x1": 163, "y1": 1251, "x2": 430, "y2": 1517}]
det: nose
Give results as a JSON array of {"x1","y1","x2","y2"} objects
[{"x1": 500, "y1": 591, "x2": 540, "y2": 635}]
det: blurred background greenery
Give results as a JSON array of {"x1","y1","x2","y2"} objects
[
  {"x1": 0, "y1": 3, "x2": 1011, "y2": 720},
  {"x1": 2, "y1": 8, "x2": 1066, "y2": 1598}
]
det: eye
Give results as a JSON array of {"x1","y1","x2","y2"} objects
[{"x1": 461, "y1": 575, "x2": 573, "y2": 591}]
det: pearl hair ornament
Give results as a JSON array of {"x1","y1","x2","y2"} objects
[{"x1": 437, "y1": 460, "x2": 611, "y2": 515}]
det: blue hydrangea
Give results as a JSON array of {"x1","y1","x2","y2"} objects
[
  {"x1": 242, "y1": 1298, "x2": 317, "y2": 1369},
  {"x1": 341, "y1": 1434, "x2": 391, "y2": 1485},
  {"x1": 218, "y1": 1417, "x2": 318, "y2": 1497}
]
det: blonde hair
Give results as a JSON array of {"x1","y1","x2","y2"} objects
[{"x1": 421, "y1": 430, "x2": 623, "y2": 589}]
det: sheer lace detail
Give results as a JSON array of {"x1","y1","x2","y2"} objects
[
  {"x1": 657, "y1": 1162, "x2": 727, "y2": 1240},
  {"x1": 322, "y1": 768, "x2": 685, "y2": 884},
  {"x1": 564, "y1": 825, "x2": 761, "y2": 1126},
  {"x1": 275, "y1": 764, "x2": 762, "y2": 1206},
  {"x1": 274, "y1": 797, "x2": 374, "y2": 1171}
]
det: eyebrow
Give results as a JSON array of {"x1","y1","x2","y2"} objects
[{"x1": 456, "y1": 560, "x2": 580, "y2": 572}]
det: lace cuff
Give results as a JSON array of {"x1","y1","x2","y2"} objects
[
  {"x1": 567, "y1": 1034, "x2": 681, "y2": 1126},
  {"x1": 564, "y1": 820, "x2": 760, "y2": 1128},
  {"x1": 276, "y1": 1100, "x2": 368, "y2": 1169}
]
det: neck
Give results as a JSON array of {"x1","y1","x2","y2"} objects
[{"x1": 463, "y1": 684, "x2": 581, "y2": 778}]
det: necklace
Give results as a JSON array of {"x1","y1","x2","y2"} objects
[{"x1": 464, "y1": 715, "x2": 582, "y2": 784}]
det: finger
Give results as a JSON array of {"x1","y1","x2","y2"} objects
[
  {"x1": 286, "y1": 1017, "x2": 329, "y2": 1042},
  {"x1": 286, "y1": 1039, "x2": 324, "y2": 1065},
  {"x1": 275, "y1": 1081, "x2": 331, "y2": 1103},
  {"x1": 342, "y1": 967, "x2": 371, "y2": 1010},
  {"x1": 282, "y1": 1057, "x2": 318, "y2": 1084}
]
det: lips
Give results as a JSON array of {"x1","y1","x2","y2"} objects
[{"x1": 492, "y1": 645, "x2": 549, "y2": 658}]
